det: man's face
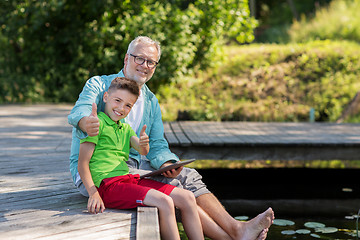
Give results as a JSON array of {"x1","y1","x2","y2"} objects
[{"x1": 123, "y1": 42, "x2": 159, "y2": 86}]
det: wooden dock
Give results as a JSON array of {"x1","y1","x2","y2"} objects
[
  {"x1": 0, "y1": 104, "x2": 159, "y2": 240},
  {"x1": 1, "y1": 104, "x2": 360, "y2": 239},
  {"x1": 164, "y1": 121, "x2": 360, "y2": 161}
]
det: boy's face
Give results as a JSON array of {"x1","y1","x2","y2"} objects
[{"x1": 103, "y1": 89, "x2": 137, "y2": 122}]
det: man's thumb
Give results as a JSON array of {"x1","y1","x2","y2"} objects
[
  {"x1": 140, "y1": 125, "x2": 147, "y2": 135},
  {"x1": 90, "y1": 103, "x2": 97, "y2": 117}
]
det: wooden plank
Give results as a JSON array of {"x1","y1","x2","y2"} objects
[
  {"x1": 0, "y1": 210, "x2": 136, "y2": 240},
  {"x1": 177, "y1": 121, "x2": 360, "y2": 145},
  {"x1": 209, "y1": 122, "x2": 239, "y2": 144},
  {"x1": 177, "y1": 121, "x2": 201, "y2": 145},
  {"x1": 136, "y1": 207, "x2": 160, "y2": 240},
  {"x1": 0, "y1": 180, "x2": 73, "y2": 194},
  {"x1": 0, "y1": 185, "x2": 78, "y2": 203},
  {"x1": 179, "y1": 121, "x2": 221, "y2": 146},
  {"x1": 163, "y1": 122, "x2": 179, "y2": 145},
  {"x1": 0, "y1": 190, "x2": 137, "y2": 239},
  {"x1": 1, "y1": 193, "x2": 85, "y2": 214},
  {"x1": 0, "y1": 160, "x2": 70, "y2": 174},
  {"x1": 163, "y1": 120, "x2": 360, "y2": 160},
  {"x1": 223, "y1": 122, "x2": 271, "y2": 144},
  {"x1": 169, "y1": 122, "x2": 191, "y2": 146},
  {"x1": 0, "y1": 172, "x2": 73, "y2": 193},
  {"x1": 0, "y1": 104, "x2": 144, "y2": 240}
]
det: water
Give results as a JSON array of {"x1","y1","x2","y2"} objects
[
  {"x1": 179, "y1": 217, "x2": 360, "y2": 239},
  {"x1": 186, "y1": 167, "x2": 360, "y2": 239},
  {"x1": 266, "y1": 216, "x2": 359, "y2": 239}
]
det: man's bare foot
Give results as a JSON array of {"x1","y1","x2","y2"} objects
[
  {"x1": 234, "y1": 207, "x2": 274, "y2": 240},
  {"x1": 256, "y1": 228, "x2": 268, "y2": 240}
]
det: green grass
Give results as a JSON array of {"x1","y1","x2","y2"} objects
[
  {"x1": 158, "y1": 41, "x2": 360, "y2": 123},
  {"x1": 158, "y1": 1, "x2": 360, "y2": 123},
  {"x1": 289, "y1": 0, "x2": 360, "y2": 43}
]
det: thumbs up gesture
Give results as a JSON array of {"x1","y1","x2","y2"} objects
[
  {"x1": 85, "y1": 103, "x2": 100, "y2": 137},
  {"x1": 139, "y1": 125, "x2": 149, "y2": 155}
]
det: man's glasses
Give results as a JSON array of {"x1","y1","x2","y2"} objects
[{"x1": 129, "y1": 54, "x2": 158, "y2": 69}]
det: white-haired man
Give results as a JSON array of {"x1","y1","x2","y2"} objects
[{"x1": 68, "y1": 36, "x2": 274, "y2": 240}]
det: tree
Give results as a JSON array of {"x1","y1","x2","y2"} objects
[{"x1": 0, "y1": 0, "x2": 256, "y2": 103}]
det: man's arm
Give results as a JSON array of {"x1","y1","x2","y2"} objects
[
  {"x1": 146, "y1": 98, "x2": 179, "y2": 169},
  {"x1": 78, "y1": 142, "x2": 105, "y2": 214},
  {"x1": 68, "y1": 76, "x2": 104, "y2": 138}
]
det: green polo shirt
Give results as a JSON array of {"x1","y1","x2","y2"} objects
[{"x1": 80, "y1": 112, "x2": 137, "y2": 187}]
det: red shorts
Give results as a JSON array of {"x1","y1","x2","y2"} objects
[{"x1": 97, "y1": 174, "x2": 175, "y2": 209}]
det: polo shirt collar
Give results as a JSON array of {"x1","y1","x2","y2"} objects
[{"x1": 99, "y1": 112, "x2": 123, "y2": 128}]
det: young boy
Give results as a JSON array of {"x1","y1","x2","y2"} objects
[{"x1": 78, "y1": 77, "x2": 204, "y2": 240}]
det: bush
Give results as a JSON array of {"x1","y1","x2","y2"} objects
[
  {"x1": 347, "y1": 114, "x2": 360, "y2": 123},
  {"x1": 0, "y1": 0, "x2": 256, "y2": 103},
  {"x1": 289, "y1": 0, "x2": 360, "y2": 43},
  {"x1": 158, "y1": 40, "x2": 360, "y2": 122},
  {"x1": 253, "y1": 0, "x2": 331, "y2": 43}
]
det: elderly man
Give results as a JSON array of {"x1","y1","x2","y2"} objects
[{"x1": 68, "y1": 36, "x2": 274, "y2": 240}]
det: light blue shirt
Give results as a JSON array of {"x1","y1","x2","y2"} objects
[{"x1": 68, "y1": 70, "x2": 179, "y2": 184}]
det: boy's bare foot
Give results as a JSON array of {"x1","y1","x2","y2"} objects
[{"x1": 234, "y1": 207, "x2": 274, "y2": 240}]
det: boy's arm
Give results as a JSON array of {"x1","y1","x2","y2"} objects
[
  {"x1": 78, "y1": 142, "x2": 105, "y2": 214},
  {"x1": 130, "y1": 125, "x2": 149, "y2": 156}
]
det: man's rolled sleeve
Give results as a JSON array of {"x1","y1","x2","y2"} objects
[
  {"x1": 68, "y1": 76, "x2": 104, "y2": 138},
  {"x1": 150, "y1": 151, "x2": 179, "y2": 170}
]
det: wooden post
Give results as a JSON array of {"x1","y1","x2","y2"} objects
[
  {"x1": 137, "y1": 207, "x2": 160, "y2": 240},
  {"x1": 287, "y1": 0, "x2": 299, "y2": 21},
  {"x1": 249, "y1": 0, "x2": 256, "y2": 17},
  {"x1": 336, "y1": 91, "x2": 360, "y2": 123}
]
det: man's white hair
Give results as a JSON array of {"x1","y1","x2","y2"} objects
[{"x1": 127, "y1": 36, "x2": 161, "y2": 61}]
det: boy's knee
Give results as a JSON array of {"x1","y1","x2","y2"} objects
[{"x1": 159, "y1": 194, "x2": 175, "y2": 210}]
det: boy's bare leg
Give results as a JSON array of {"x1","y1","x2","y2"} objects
[
  {"x1": 197, "y1": 193, "x2": 274, "y2": 240},
  {"x1": 143, "y1": 189, "x2": 180, "y2": 240},
  {"x1": 170, "y1": 188, "x2": 204, "y2": 240}
]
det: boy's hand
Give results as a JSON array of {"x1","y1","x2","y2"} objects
[
  {"x1": 85, "y1": 103, "x2": 99, "y2": 136},
  {"x1": 87, "y1": 190, "x2": 105, "y2": 214},
  {"x1": 139, "y1": 125, "x2": 149, "y2": 154}
]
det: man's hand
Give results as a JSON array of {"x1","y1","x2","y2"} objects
[
  {"x1": 161, "y1": 161, "x2": 183, "y2": 178},
  {"x1": 87, "y1": 189, "x2": 105, "y2": 214},
  {"x1": 79, "y1": 103, "x2": 99, "y2": 137}
]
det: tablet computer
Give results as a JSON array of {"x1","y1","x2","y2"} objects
[{"x1": 140, "y1": 159, "x2": 196, "y2": 178}]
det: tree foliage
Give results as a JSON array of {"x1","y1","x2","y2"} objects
[
  {"x1": 158, "y1": 41, "x2": 360, "y2": 122},
  {"x1": 289, "y1": 0, "x2": 360, "y2": 43},
  {"x1": 0, "y1": 0, "x2": 256, "y2": 103}
]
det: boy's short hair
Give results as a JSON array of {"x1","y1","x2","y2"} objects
[{"x1": 108, "y1": 77, "x2": 140, "y2": 98}]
